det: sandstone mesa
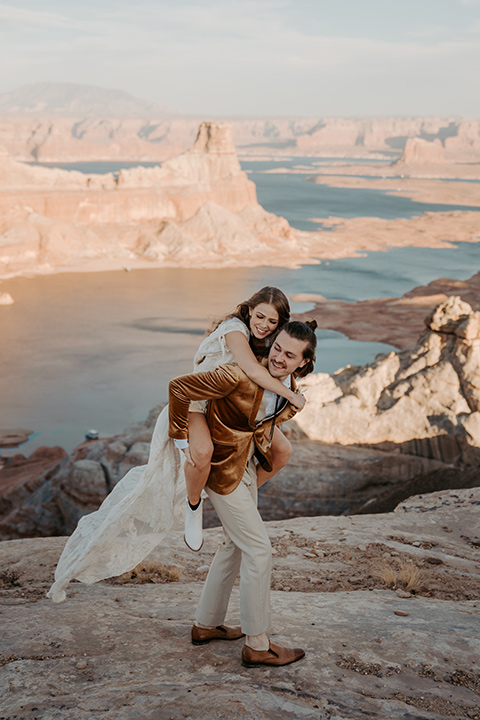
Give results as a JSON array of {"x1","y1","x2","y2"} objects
[
  {"x1": 0, "y1": 121, "x2": 312, "y2": 278},
  {"x1": 1, "y1": 120, "x2": 479, "y2": 280}
]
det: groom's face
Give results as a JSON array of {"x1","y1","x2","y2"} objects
[{"x1": 267, "y1": 330, "x2": 308, "y2": 381}]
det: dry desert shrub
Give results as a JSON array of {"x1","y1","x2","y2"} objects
[
  {"x1": 110, "y1": 560, "x2": 182, "y2": 585},
  {"x1": 376, "y1": 561, "x2": 422, "y2": 592},
  {"x1": 376, "y1": 562, "x2": 397, "y2": 588},
  {"x1": 399, "y1": 562, "x2": 422, "y2": 591}
]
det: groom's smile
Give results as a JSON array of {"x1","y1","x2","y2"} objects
[{"x1": 267, "y1": 330, "x2": 308, "y2": 380}]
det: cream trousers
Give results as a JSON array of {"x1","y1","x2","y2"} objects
[{"x1": 194, "y1": 459, "x2": 272, "y2": 637}]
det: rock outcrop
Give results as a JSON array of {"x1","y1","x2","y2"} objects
[
  {"x1": 0, "y1": 408, "x2": 161, "y2": 539},
  {"x1": 445, "y1": 119, "x2": 480, "y2": 160},
  {"x1": 296, "y1": 297, "x2": 480, "y2": 468},
  {"x1": 0, "y1": 447, "x2": 68, "y2": 538},
  {"x1": 0, "y1": 122, "x2": 303, "y2": 277},
  {"x1": 1, "y1": 487, "x2": 479, "y2": 720},
  {"x1": 394, "y1": 136, "x2": 446, "y2": 167}
]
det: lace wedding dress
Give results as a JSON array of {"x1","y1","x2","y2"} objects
[{"x1": 47, "y1": 317, "x2": 249, "y2": 602}]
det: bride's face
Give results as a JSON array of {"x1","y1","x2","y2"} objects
[{"x1": 249, "y1": 302, "x2": 280, "y2": 340}]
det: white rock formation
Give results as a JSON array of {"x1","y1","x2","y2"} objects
[{"x1": 296, "y1": 297, "x2": 480, "y2": 464}]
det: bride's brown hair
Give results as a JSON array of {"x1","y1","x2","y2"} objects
[{"x1": 209, "y1": 286, "x2": 290, "y2": 355}]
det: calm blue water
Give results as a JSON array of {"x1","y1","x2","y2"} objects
[
  {"x1": 243, "y1": 160, "x2": 480, "y2": 230},
  {"x1": 2, "y1": 158, "x2": 479, "y2": 453}
]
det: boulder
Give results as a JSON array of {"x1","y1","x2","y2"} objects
[{"x1": 0, "y1": 446, "x2": 67, "y2": 538}]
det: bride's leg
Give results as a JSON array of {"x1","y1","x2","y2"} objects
[
  {"x1": 256, "y1": 426, "x2": 292, "y2": 488},
  {"x1": 184, "y1": 411, "x2": 213, "y2": 504},
  {"x1": 184, "y1": 412, "x2": 213, "y2": 551}
]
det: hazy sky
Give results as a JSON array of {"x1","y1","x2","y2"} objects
[{"x1": 0, "y1": 0, "x2": 479, "y2": 116}]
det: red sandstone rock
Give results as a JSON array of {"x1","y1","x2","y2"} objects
[
  {"x1": 0, "y1": 428, "x2": 32, "y2": 447},
  {"x1": 293, "y1": 271, "x2": 480, "y2": 349},
  {"x1": 0, "y1": 446, "x2": 67, "y2": 539}
]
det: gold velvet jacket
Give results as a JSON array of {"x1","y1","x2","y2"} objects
[{"x1": 168, "y1": 363, "x2": 298, "y2": 495}]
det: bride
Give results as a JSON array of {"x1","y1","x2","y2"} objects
[{"x1": 48, "y1": 286, "x2": 304, "y2": 602}]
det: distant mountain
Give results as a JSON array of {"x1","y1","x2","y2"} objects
[{"x1": 0, "y1": 83, "x2": 177, "y2": 117}]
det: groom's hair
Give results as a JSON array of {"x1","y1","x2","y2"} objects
[{"x1": 282, "y1": 320, "x2": 317, "y2": 378}]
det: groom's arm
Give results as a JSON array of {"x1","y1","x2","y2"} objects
[{"x1": 168, "y1": 363, "x2": 243, "y2": 441}]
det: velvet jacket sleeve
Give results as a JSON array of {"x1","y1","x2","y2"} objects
[{"x1": 168, "y1": 364, "x2": 241, "y2": 441}]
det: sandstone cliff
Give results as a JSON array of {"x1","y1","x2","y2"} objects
[
  {"x1": 1, "y1": 113, "x2": 480, "y2": 162},
  {"x1": 293, "y1": 270, "x2": 480, "y2": 349}
]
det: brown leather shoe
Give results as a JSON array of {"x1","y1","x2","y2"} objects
[
  {"x1": 191, "y1": 624, "x2": 245, "y2": 646},
  {"x1": 241, "y1": 642, "x2": 305, "y2": 668}
]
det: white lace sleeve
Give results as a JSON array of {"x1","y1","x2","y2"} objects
[{"x1": 217, "y1": 317, "x2": 250, "y2": 358}]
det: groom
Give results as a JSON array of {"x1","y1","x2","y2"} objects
[{"x1": 168, "y1": 320, "x2": 316, "y2": 667}]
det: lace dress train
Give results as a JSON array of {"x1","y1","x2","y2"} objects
[{"x1": 47, "y1": 407, "x2": 185, "y2": 602}]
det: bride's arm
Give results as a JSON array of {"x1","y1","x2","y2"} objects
[{"x1": 225, "y1": 331, "x2": 305, "y2": 411}]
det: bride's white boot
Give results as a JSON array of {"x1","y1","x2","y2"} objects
[{"x1": 184, "y1": 497, "x2": 204, "y2": 552}]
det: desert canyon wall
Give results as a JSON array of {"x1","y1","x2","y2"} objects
[{"x1": 1, "y1": 115, "x2": 480, "y2": 162}]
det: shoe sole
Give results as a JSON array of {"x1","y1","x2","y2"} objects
[
  {"x1": 183, "y1": 535, "x2": 204, "y2": 552},
  {"x1": 241, "y1": 654, "x2": 305, "y2": 668},
  {"x1": 192, "y1": 635, "x2": 245, "y2": 646}
]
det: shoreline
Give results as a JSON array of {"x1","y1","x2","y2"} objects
[{"x1": 293, "y1": 271, "x2": 480, "y2": 349}]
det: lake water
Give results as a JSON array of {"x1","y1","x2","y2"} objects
[{"x1": 1, "y1": 158, "x2": 479, "y2": 453}]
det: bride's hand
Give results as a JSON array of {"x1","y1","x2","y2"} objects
[
  {"x1": 289, "y1": 392, "x2": 306, "y2": 411},
  {"x1": 182, "y1": 447, "x2": 196, "y2": 467}
]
